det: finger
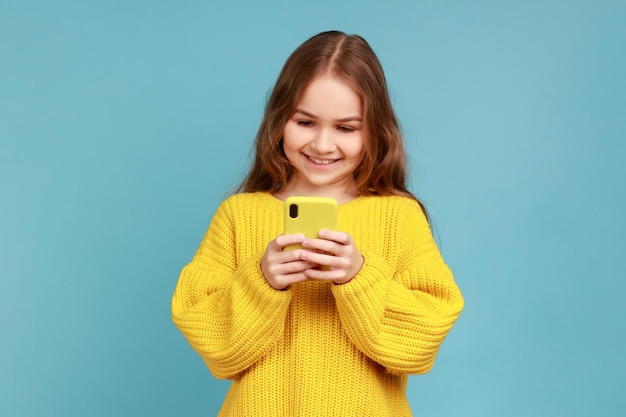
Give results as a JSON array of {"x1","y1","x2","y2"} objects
[
  {"x1": 273, "y1": 234, "x2": 306, "y2": 251},
  {"x1": 300, "y1": 250, "x2": 336, "y2": 266},
  {"x1": 262, "y1": 257, "x2": 317, "y2": 290},
  {"x1": 282, "y1": 248, "x2": 318, "y2": 265},
  {"x1": 301, "y1": 237, "x2": 337, "y2": 253},
  {"x1": 279, "y1": 259, "x2": 318, "y2": 275},
  {"x1": 304, "y1": 267, "x2": 343, "y2": 281},
  {"x1": 282, "y1": 272, "x2": 310, "y2": 286},
  {"x1": 318, "y1": 229, "x2": 351, "y2": 245},
  {"x1": 269, "y1": 271, "x2": 309, "y2": 290}
]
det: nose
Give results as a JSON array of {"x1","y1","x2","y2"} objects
[{"x1": 310, "y1": 128, "x2": 336, "y2": 153}]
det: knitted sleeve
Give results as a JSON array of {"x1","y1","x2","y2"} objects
[
  {"x1": 171, "y1": 199, "x2": 292, "y2": 379},
  {"x1": 331, "y1": 199, "x2": 464, "y2": 375}
]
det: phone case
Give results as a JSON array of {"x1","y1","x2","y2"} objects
[{"x1": 284, "y1": 196, "x2": 338, "y2": 251}]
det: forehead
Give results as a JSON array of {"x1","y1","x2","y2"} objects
[{"x1": 296, "y1": 74, "x2": 362, "y2": 117}]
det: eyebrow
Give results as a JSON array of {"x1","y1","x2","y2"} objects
[{"x1": 294, "y1": 108, "x2": 362, "y2": 123}]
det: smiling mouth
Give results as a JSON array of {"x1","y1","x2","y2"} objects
[{"x1": 306, "y1": 155, "x2": 338, "y2": 165}]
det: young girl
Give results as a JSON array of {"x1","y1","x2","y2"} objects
[{"x1": 172, "y1": 30, "x2": 464, "y2": 416}]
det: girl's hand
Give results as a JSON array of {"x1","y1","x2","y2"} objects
[
  {"x1": 300, "y1": 229, "x2": 364, "y2": 285},
  {"x1": 261, "y1": 234, "x2": 317, "y2": 290}
]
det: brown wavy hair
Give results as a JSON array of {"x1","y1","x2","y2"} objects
[{"x1": 237, "y1": 30, "x2": 426, "y2": 214}]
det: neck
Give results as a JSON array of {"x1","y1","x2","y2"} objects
[{"x1": 274, "y1": 184, "x2": 359, "y2": 205}]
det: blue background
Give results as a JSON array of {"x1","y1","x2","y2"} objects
[{"x1": 2, "y1": 0, "x2": 625, "y2": 416}]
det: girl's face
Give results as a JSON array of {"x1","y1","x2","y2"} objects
[{"x1": 282, "y1": 74, "x2": 365, "y2": 201}]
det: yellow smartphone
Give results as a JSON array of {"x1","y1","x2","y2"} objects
[{"x1": 284, "y1": 196, "x2": 338, "y2": 251}]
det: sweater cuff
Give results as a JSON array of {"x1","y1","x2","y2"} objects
[
  {"x1": 331, "y1": 252, "x2": 393, "y2": 310},
  {"x1": 232, "y1": 253, "x2": 293, "y2": 315}
]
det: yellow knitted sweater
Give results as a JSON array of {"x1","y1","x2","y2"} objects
[{"x1": 171, "y1": 192, "x2": 463, "y2": 416}]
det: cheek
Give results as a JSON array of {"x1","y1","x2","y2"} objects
[
  {"x1": 281, "y1": 127, "x2": 295, "y2": 152},
  {"x1": 348, "y1": 134, "x2": 366, "y2": 159},
  {"x1": 281, "y1": 125, "x2": 304, "y2": 163},
  {"x1": 282, "y1": 123, "x2": 303, "y2": 149}
]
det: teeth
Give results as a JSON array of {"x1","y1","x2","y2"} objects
[{"x1": 309, "y1": 156, "x2": 335, "y2": 165}]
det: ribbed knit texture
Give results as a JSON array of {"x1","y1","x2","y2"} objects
[{"x1": 171, "y1": 192, "x2": 464, "y2": 417}]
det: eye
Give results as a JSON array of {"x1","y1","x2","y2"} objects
[
  {"x1": 337, "y1": 125, "x2": 356, "y2": 133},
  {"x1": 297, "y1": 120, "x2": 313, "y2": 127}
]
